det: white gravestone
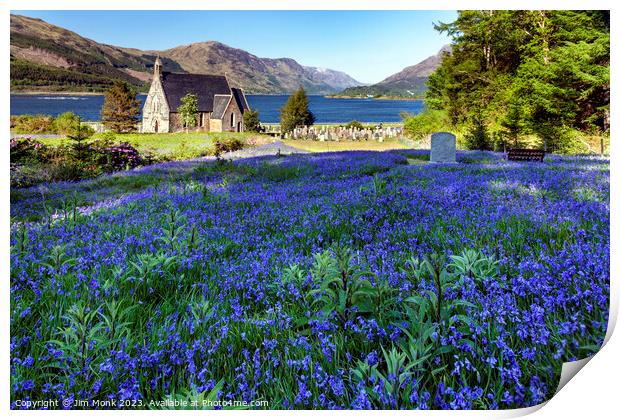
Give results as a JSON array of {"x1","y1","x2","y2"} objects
[{"x1": 430, "y1": 132, "x2": 456, "y2": 163}]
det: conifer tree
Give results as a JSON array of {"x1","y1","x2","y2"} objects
[
  {"x1": 425, "y1": 10, "x2": 609, "y2": 152},
  {"x1": 243, "y1": 109, "x2": 261, "y2": 132},
  {"x1": 67, "y1": 116, "x2": 94, "y2": 162},
  {"x1": 280, "y1": 87, "x2": 315, "y2": 133},
  {"x1": 101, "y1": 80, "x2": 141, "y2": 133}
]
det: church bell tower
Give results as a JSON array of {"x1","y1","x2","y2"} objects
[{"x1": 153, "y1": 55, "x2": 162, "y2": 80}]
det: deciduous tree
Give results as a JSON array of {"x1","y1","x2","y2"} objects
[{"x1": 177, "y1": 93, "x2": 199, "y2": 133}]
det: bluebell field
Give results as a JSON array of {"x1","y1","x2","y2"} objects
[{"x1": 10, "y1": 150, "x2": 609, "y2": 409}]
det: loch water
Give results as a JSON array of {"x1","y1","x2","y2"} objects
[{"x1": 10, "y1": 93, "x2": 424, "y2": 124}]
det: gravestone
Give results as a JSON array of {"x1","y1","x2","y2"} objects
[{"x1": 430, "y1": 132, "x2": 456, "y2": 163}]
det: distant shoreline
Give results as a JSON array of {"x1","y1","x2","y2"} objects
[
  {"x1": 11, "y1": 91, "x2": 424, "y2": 101},
  {"x1": 326, "y1": 95, "x2": 424, "y2": 101},
  {"x1": 11, "y1": 91, "x2": 107, "y2": 96}
]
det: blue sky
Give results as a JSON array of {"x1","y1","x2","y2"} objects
[{"x1": 13, "y1": 10, "x2": 458, "y2": 84}]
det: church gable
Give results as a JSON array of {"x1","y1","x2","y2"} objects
[
  {"x1": 142, "y1": 58, "x2": 170, "y2": 133},
  {"x1": 212, "y1": 94, "x2": 232, "y2": 120}
]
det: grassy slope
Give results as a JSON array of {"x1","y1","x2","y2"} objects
[
  {"x1": 36, "y1": 132, "x2": 411, "y2": 157},
  {"x1": 38, "y1": 132, "x2": 266, "y2": 160},
  {"x1": 12, "y1": 137, "x2": 414, "y2": 223},
  {"x1": 284, "y1": 139, "x2": 410, "y2": 152}
]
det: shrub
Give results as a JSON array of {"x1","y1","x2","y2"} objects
[
  {"x1": 10, "y1": 135, "x2": 145, "y2": 188},
  {"x1": 464, "y1": 115, "x2": 493, "y2": 150},
  {"x1": 403, "y1": 108, "x2": 448, "y2": 140},
  {"x1": 47, "y1": 160, "x2": 99, "y2": 182},
  {"x1": 344, "y1": 120, "x2": 365, "y2": 130},
  {"x1": 10, "y1": 163, "x2": 50, "y2": 188},
  {"x1": 10, "y1": 114, "x2": 55, "y2": 134},
  {"x1": 54, "y1": 112, "x2": 81, "y2": 135},
  {"x1": 96, "y1": 142, "x2": 143, "y2": 172},
  {"x1": 212, "y1": 137, "x2": 245, "y2": 157},
  {"x1": 542, "y1": 126, "x2": 593, "y2": 155},
  {"x1": 10, "y1": 138, "x2": 49, "y2": 164}
]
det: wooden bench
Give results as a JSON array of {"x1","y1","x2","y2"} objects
[{"x1": 506, "y1": 149, "x2": 546, "y2": 162}]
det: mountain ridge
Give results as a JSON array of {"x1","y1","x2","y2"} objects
[
  {"x1": 334, "y1": 45, "x2": 451, "y2": 98},
  {"x1": 10, "y1": 14, "x2": 361, "y2": 95}
]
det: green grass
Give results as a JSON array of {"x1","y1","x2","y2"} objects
[
  {"x1": 284, "y1": 139, "x2": 410, "y2": 153},
  {"x1": 38, "y1": 132, "x2": 271, "y2": 161}
]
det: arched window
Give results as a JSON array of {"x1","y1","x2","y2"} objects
[{"x1": 231, "y1": 113, "x2": 235, "y2": 127}]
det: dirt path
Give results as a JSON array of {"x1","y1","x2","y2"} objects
[{"x1": 218, "y1": 141, "x2": 309, "y2": 159}]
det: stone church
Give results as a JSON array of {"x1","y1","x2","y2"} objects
[{"x1": 142, "y1": 57, "x2": 250, "y2": 133}]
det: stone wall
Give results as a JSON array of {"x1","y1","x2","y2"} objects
[
  {"x1": 141, "y1": 76, "x2": 170, "y2": 133},
  {"x1": 168, "y1": 112, "x2": 213, "y2": 133},
  {"x1": 221, "y1": 97, "x2": 245, "y2": 132},
  {"x1": 209, "y1": 118, "x2": 223, "y2": 132}
]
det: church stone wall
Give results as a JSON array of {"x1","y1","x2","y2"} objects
[
  {"x1": 221, "y1": 97, "x2": 244, "y2": 132},
  {"x1": 209, "y1": 118, "x2": 223, "y2": 132},
  {"x1": 142, "y1": 77, "x2": 170, "y2": 133}
]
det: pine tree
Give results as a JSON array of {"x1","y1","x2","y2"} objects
[
  {"x1": 243, "y1": 109, "x2": 261, "y2": 132},
  {"x1": 67, "y1": 116, "x2": 94, "y2": 162},
  {"x1": 280, "y1": 87, "x2": 315, "y2": 133},
  {"x1": 101, "y1": 80, "x2": 141, "y2": 133},
  {"x1": 177, "y1": 93, "x2": 199, "y2": 133},
  {"x1": 464, "y1": 112, "x2": 492, "y2": 151}
]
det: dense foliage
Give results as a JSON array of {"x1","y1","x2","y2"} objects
[
  {"x1": 280, "y1": 87, "x2": 315, "y2": 133},
  {"x1": 177, "y1": 94, "x2": 199, "y2": 132},
  {"x1": 9, "y1": 133, "x2": 254, "y2": 188},
  {"x1": 243, "y1": 109, "x2": 261, "y2": 133},
  {"x1": 101, "y1": 81, "x2": 141, "y2": 133},
  {"x1": 10, "y1": 136, "x2": 143, "y2": 188},
  {"x1": 11, "y1": 112, "x2": 82, "y2": 135},
  {"x1": 403, "y1": 108, "x2": 449, "y2": 141},
  {"x1": 212, "y1": 138, "x2": 245, "y2": 158},
  {"x1": 10, "y1": 150, "x2": 609, "y2": 409},
  {"x1": 417, "y1": 11, "x2": 610, "y2": 153}
]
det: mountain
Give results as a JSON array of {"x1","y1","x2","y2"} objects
[
  {"x1": 10, "y1": 14, "x2": 182, "y2": 92},
  {"x1": 157, "y1": 41, "x2": 361, "y2": 94},
  {"x1": 335, "y1": 45, "x2": 451, "y2": 98},
  {"x1": 10, "y1": 14, "x2": 361, "y2": 94}
]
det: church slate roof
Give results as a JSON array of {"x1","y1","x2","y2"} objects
[
  {"x1": 212, "y1": 94, "x2": 231, "y2": 119},
  {"x1": 231, "y1": 88, "x2": 250, "y2": 113},
  {"x1": 160, "y1": 72, "x2": 231, "y2": 112}
]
